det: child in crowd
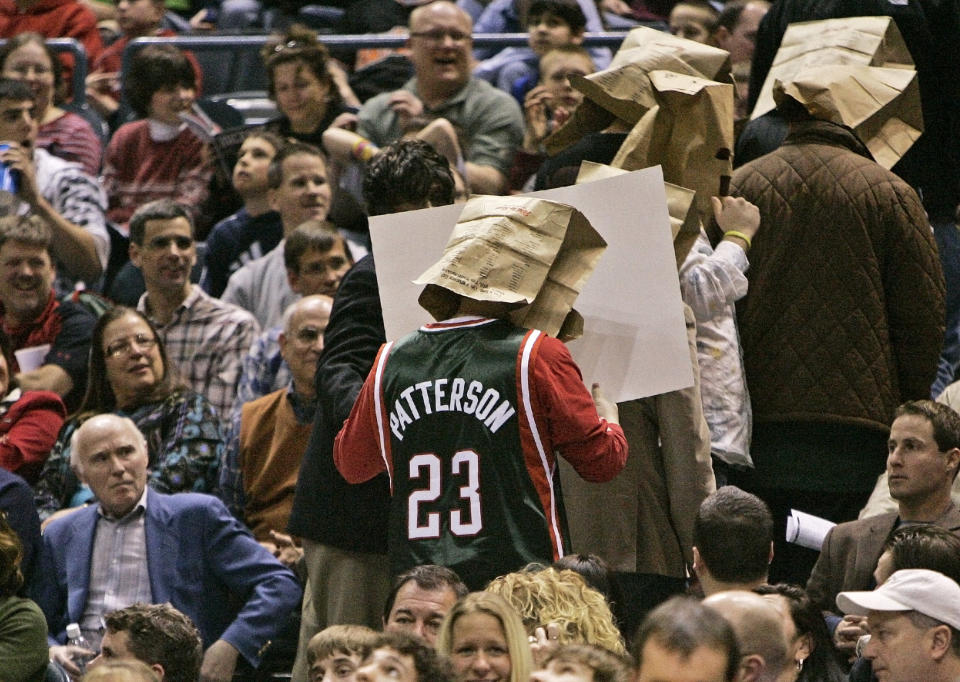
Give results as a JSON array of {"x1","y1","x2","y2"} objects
[
  {"x1": 86, "y1": 0, "x2": 203, "y2": 124},
  {"x1": 474, "y1": 0, "x2": 586, "y2": 96},
  {"x1": 668, "y1": 0, "x2": 719, "y2": 43},
  {"x1": 532, "y1": 645, "x2": 633, "y2": 682},
  {"x1": 201, "y1": 130, "x2": 285, "y2": 298},
  {"x1": 510, "y1": 45, "x2": 595, "y2": 191},
  {"x1": 100, "y1": 43, "x2": 212, "y2": 232},
  {"x1": 306, "y1": 624, "x2": 379, "y2": 682}
]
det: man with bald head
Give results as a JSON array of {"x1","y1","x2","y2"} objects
[
  {"x1": 220, "y1": 295, "x2": 333, "y2": 566},
  {"x1": 356, "y1": 0, "x2": 523, "y2": 194},
  {"x1": 703, "y1": 591, "x2": 792, "y2": 682},
  {"x1": 32, "y1": 414, "x2": 301, "y2": 681}
]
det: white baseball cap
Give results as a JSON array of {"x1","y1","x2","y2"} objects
[{"x1": 836, "y1": 569, "x2": 960, "y2": 629}]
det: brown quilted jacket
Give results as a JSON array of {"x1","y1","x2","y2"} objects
[{"x1": 731, "y1": 120, "x2": 945, "y2": 431}]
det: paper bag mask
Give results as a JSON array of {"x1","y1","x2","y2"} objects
[
  {"x1": 751, "y1": 15, "x2": 914, "y2": 120},
  {"x1": 545, "y1": 27, "x2": 731, "y2": 155},
  {"x1": 612, "y1": 25, "x2": 732, "y2": 78},
  {"x1": 576, "y1": 161, "x2": 699, "y2": 268},
  {"x1": 611, "y1": 71, "x2": 734, "y2": 243},
  {"x1": 415, "y1": 196, "x2": 607, "y2": 339},
  {"x1": 773, "y1": 64, "x2": 922, "y2": 168}
]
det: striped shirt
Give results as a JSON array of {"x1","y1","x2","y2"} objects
[
  {"x1": 139, "y1": 286, "x2": 261, "y2": 419},
  {"x1": 80, "y1": 489, "x2": 152, "y2": 648}
]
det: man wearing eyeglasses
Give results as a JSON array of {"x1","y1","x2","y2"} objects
[
  {"x1": 356, "y1": 0, "x2": 524, "y2": 195},
  {"x1": 219, "y1": 293, "x2": 332, "y2": 567},
  {"x1": 0, "y1": 213, "x2": 95, "y2": 412}
]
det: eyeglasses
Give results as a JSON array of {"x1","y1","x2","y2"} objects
[
  {"x1": 293, "y1": 326, "x2": 323, "y2": 344},
  {"x1": 105, "y1": 333, "x2": 157, "y2": 358},
  {"x1": 272, "y1": 39, "x2": 310, "y2": 53},
  {"x1": 409, "y1": 29, "x2": 471, "y2": 44}
]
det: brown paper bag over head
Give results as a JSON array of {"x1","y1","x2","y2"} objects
[
  {"x1": 752, "y1": 16, "x2": 914, "y2": 120},
  {"x1": 612, "y1": 71, "x2": 734, "y2": 245},
  {"x1": 576, "y1": 161, "x2": 699, "y2": 268},
  {"x1": 415, "y1": 195, "x2": 607, "y2": 338},
  {"x1": 544, "y1": 28, "x2": 731, "y2": 155},
  {"x1": 612, "y1": 25, "x2": 732, "y2": 79},
  {"x1": 773, "y1": 64, "x2": 922, "y2": 168}
]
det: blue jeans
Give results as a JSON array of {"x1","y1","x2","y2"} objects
[{"x1": 932, "y1": 219, "x2": 960, "y2": 397}]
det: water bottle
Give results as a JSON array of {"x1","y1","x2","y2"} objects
[
  {"x1": 0, "y1": 144, "x2": 18, "y2": 194},
  {"x1": 65, "y1": 622, "x2": 95, "y2": 674}
]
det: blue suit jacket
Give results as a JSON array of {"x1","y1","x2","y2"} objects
[{"x1": 31, "y1": 490, "x2": 301, "y2": 666}]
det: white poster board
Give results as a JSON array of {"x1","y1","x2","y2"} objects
[{"x1": 369, "y1": 166, "x2": 693, "y2": 402}]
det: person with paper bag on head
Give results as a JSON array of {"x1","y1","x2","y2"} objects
[
  {"x1": 333, "y1": 195, "x2": 627, "y2": 590},
  {"x1": 728, "y1": 72, "x2": 945, "y2": 588}
]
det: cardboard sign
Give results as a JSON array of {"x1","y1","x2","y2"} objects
[{"x1": 369, "y1": 168, "x2": 695, "y2": 402}]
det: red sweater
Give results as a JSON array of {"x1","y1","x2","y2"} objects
[{"x1": 102, "y1": 119, "x2": 212, "y2": 228}]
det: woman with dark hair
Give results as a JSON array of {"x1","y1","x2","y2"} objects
[
  {"x1": 0, "y1": 512, "x2": 48, "y2": 681},
  {"x1": 0, "y1": 33, "x2": 103, "y2": 176},
  {"x1": 753, "y1": 584, "x2": 846, "y2": 682},
  {"x1": 101, "y1": 44, "x2": 212, "y2": 230},
  {"x1": 34, "y1": 307, "x2": 223, "y2": 521},
  {"x1": 0, "y1": 328, "x2": 65, "y2": 486},
  {"x1": 261, "y1": 24, "x2": 359, "y2": 148}
]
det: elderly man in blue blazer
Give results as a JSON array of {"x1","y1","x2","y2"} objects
[{"x1": 32, "y1": 413, "x2": 301, "y2": 681}]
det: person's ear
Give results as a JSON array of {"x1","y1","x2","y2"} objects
[
  {"x1": 944, "y1": 447, "x2": 960, "y2": 479},
  {"x1": 129, "y1": 241, "x2": 142, "y2": 268},
  {"x1": 692, "y1": 546, "x2": 703, "y2": 575},
  {"x1": 796, "y1": 633, "x2": 813, "y2": 661},
  {"x1": 738, "y1": 654, "x2": 764, "y2": 682},
  {"x1": 286, "y1": 268, "x2": 300, "y2": 294},
  {"x1": 929, "y1": 624, "x2": 953, "y2": 662},
  {"x1": 571, "y1": 28, "x2": 585, "y2": 44},
  {"x1": 713, "y1": 25, "x2": 731, "y2": 49}
]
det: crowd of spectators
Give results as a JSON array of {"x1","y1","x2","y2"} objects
[{"x1": 0, "y1": 0, "x2": 957, "y2": 679}]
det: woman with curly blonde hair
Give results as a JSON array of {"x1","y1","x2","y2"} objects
[
  {"x1": 438, "y1": 592, "x2": 532, "y2": 682},
  {"x1": 486, "y1": 567, "x2": 625, "y2": 655}
]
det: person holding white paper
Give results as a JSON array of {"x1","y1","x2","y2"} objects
[{"x1": 332, "y1": 195, "x2": 627, "y2": 590}]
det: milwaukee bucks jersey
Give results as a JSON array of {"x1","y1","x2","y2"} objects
[{"x1": 370, "y1": 317, "x2": 569, "y2": 589}]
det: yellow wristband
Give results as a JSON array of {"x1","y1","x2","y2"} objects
[
  {"x1": 352, "y1": 138, "x2": 375, "y2": 161},
  {"x1": 723, "y1": 230, "x2": 752, "y2": 250}
]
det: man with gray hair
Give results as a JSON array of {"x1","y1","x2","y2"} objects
[
  {"x1": 219, "y1": 294, "x2": 333, "y2": 566},
  {"x1": 130, "y1": 198, "x2": 260, "y2": 418},
  {"x1": 703, "y1": 591, "x2": 792, "y2": 682},
  {"x1": 34, "y1": 413, "x2": 301, "y2": 681},
  {"x1": 838, "y1": 569, "x2": 960, "y2": 682}
]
